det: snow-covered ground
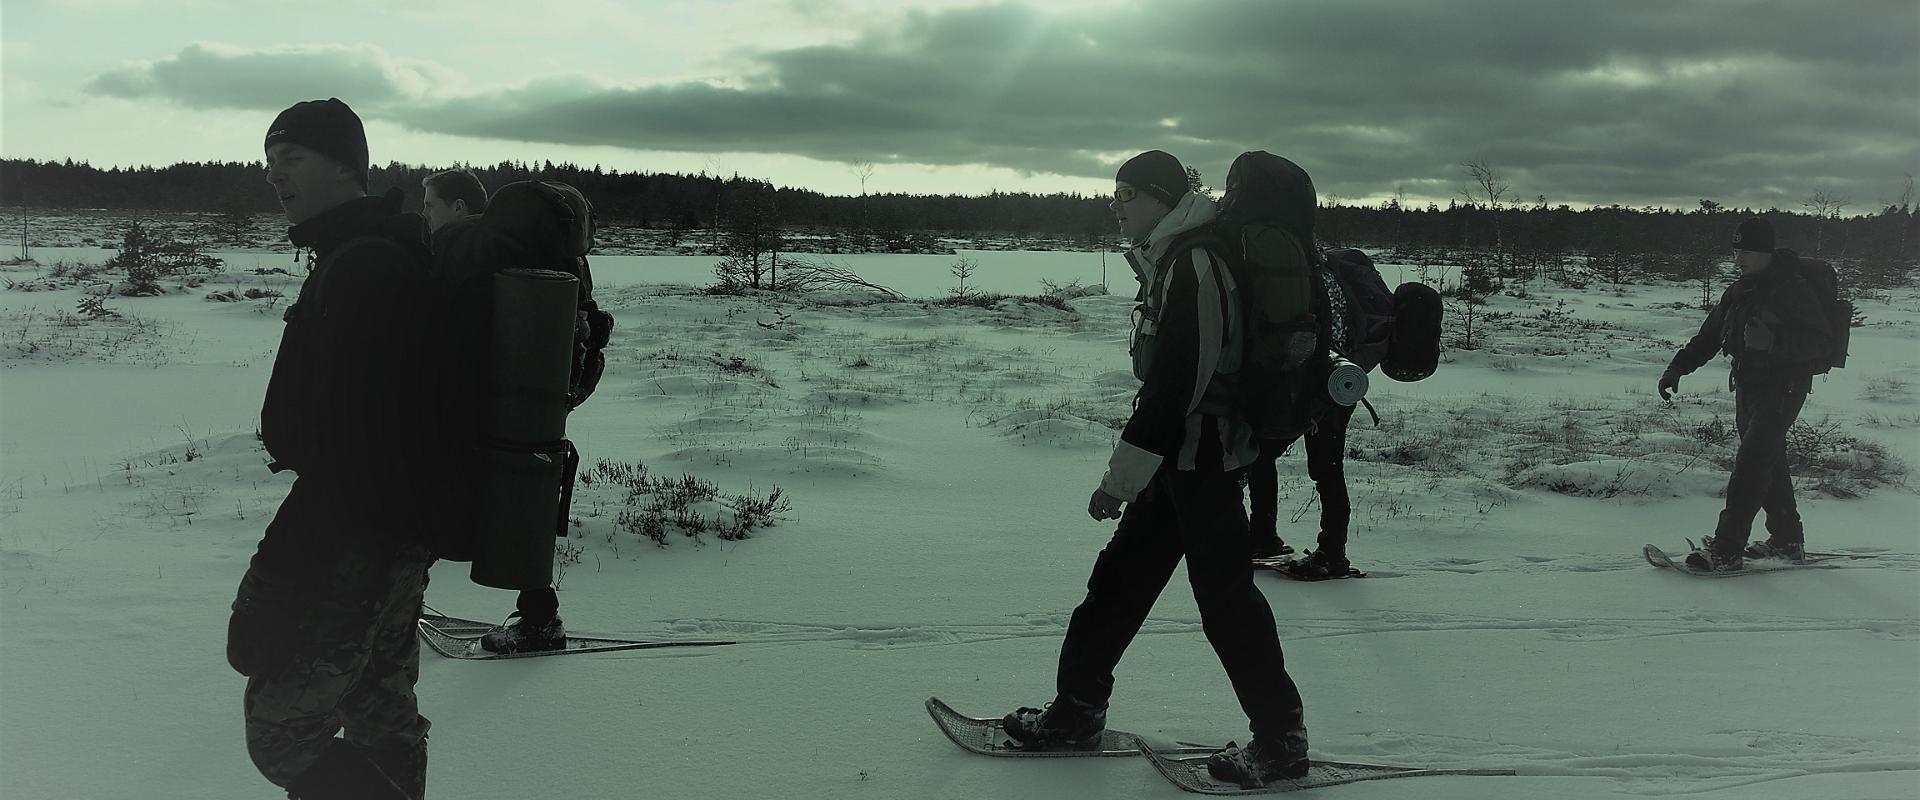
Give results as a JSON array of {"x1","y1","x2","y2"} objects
[{"x1": 2, "y1": 246, "x2": 1917, "y2": 799}]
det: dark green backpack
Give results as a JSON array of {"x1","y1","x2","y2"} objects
[{"x1": 1793, "y1": 255, "x2": 1851, "y2": 372}]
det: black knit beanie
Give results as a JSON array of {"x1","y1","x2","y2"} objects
[
  {"x1": 264, "y1": 98, "x2": 369, "y2": 190},
  {"x1": 1116, "y1": 150, "x2": 1189, "y2": 209},
  {"x1": 1733, "y1": 217, "x2": 1774, "y2": 253}
]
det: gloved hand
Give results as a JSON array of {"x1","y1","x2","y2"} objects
[
  {"x1": 1657, "y1": 371, "x2": 1680, "y2": 401},
  {"x1": 226, "y1": 569, "x2": 302, "y2": 678}
]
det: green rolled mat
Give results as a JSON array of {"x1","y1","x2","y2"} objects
[
  {"x1": 470, "y1": 441, "x2": 570, "y2": 590},
  {"x1": 487, "y1": 268, "x2": 578, "y2": 444},
  {"x1": 468, "y1": 268, "x2": 579, "y2": 588}
]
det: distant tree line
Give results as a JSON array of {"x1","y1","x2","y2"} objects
[
  {"x1": 1317, "y1": 193, "x2": 1917, "y2": 290},
  {"x1": 0, "y1": 158, "x2": 1118, "y2": 246},
  {"x1": 3, "y1": 158, "x2": 1914, "y2": 285}
]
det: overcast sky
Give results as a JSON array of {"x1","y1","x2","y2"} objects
[{"x1": 4, "y1": 0, "x2": 1916, "y2": 210}]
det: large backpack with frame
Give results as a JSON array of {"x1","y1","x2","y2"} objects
[
  {"x1": 1213, "y1": 151, "x2": 1442, "y2": 440},
  {"x1": 424, "y1": 180, "x2": 613, "y2": 588}
]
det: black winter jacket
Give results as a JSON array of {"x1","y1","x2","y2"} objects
[
  {"x1": 1667, "y1": 249, "x2": 1833, "y2": 387},
  {"x1": 257, "y1": 193, "x2": 434, "y2": 566},
  {"x1": 1100, "y1": 193, "x2": 1257, "y2": 502}
]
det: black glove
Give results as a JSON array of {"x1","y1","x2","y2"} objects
[
  {"x1": 1657, "y1": 371, "x2": 1680, "y2": 401},
  {"x1": 226, "y1": 569, "x2": 302, "y2": 678}
]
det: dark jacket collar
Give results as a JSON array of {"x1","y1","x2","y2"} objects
[
  {"x1": 1738, "y1": 248, "x2": 1800, "y2": 288},
  {"x1": 287, "y1": 189, "x2": 426, "y2": 259}
]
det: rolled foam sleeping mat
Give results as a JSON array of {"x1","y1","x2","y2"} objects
[
  {"x1": 1326, "y1": 356, "x2": 1369, "y2": 407},
  {"x1": 469, "y1": 268, "x2": 579, "y2": 589},
  {"x1": 470, "y1": 440, "x2": 568, "y2": 590},
  {"x1": 487, "y1": 269, "x2": 579, "y2": 443}
]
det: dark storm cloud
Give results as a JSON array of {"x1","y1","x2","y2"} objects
[{"x1": 91, "y1": 1, "x2": 1919, "y2": 208}]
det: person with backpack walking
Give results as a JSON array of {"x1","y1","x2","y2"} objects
[
  {"x1": 1659, "y1": 217, "x2": 1836, "y2": 571},
  {"x1": 429, "y1": 179, "x2": 613, "y2": 653},
  {"x1": 1001, "y1": 150, "x2": 1309, "y2": 788},
  {"x1": 1222, "y1": 153, "x2": 1441, "y2": 580},
  {"x1": 1248, "y1": 403, "x2": 1359, "y2": 577},
  {"x1": 417, "y1": 168, "x2": 572, "y2": 654},
  {"x1": 228, "y1": 98, "x2": 434, "y2": 799},
  {"x1": 1221, "y1": 154, "x2": 1358, "y2": 578}
]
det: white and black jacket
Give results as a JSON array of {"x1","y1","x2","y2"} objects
[{"x1": 1099, "y1": 193, "x2": 1257, "y2": 502}]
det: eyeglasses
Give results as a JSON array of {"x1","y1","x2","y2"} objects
[{"x1": 1112, "y1": 186, "x2": 1137, "y2": 203}]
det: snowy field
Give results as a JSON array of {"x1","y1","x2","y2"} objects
[{"x1": 2, "y1": 246, "x2": 1917, "y2": 799}]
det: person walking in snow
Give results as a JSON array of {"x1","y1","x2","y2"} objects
[
  {"x1": 1231, "y1": 156, "x2": 1360, "y2": 580},
  {"x1": 419, "y1": 167, "x2": 571, "y2": 654},
  {"x1": 1659, "y1": 217, "x2": 1833, "y2": 571},
  {"x1": 1247, "y1": 403, "x2": 1359, "y2": 576},
  {"x1": 227, "y1": 98, "x2": 435, "y2": 800},
  {"x1": 1001, "y1": 150, "x2": 1310, "y2": 787}
]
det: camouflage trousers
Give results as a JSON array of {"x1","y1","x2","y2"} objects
[{"x1": 236, "y1": 541, "x2": 434, "y2": 793}]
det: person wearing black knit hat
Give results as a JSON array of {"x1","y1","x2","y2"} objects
[
  {"x1": 231, "y1": 97, "x2": 437, "y2": 800},
  {"x1": 1113, "y1": 149, "x2": 1189, "y2": 226},
  {"x1": 1001, "y1": 150, "x2": 1311, "y2": 787},
  {"x1": 263, "y1": 98, "x2": 371, "y2": 224},
  {"x1": 1659, "y1": 216, "x2": 1835, "y2": 571}
]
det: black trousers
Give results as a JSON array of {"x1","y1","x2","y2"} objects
[
  {"x1": 1055, "y1": 465, "x2": 1305, "y2": 741},
  {"x1": 517, "y1": 586, "x2": 560, "y2": 619},
  {"x1": 1248, "y1": 404, "x2": 1355, "y2": 554},
  {"x1": 1713, "y1": 375, "x2": 1810, "y2": 550}
]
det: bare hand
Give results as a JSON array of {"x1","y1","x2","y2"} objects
[{"x1": 1088, "y1": 489, "x2": 1125, "y2": 521}]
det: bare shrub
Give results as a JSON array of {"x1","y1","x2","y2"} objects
[
  {"x1": 583, "y1": 459, "x2": 793, "y2": 546},
  {"x1": 1786, "y1": 416, "x2": 1908, "y2": 497}
]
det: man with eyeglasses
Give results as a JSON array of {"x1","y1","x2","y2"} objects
[{"x1": 1001, "y1": 150, "x2": 1309, "y2": 787}]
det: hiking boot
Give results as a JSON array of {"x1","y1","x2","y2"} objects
[
  {"x1": 1206, "y1": 731, "x2": 1310, "y2": 788},
  {"x1": 1001, "y1": 698, "x2": 1106, "y2": 751},
  {"x1": 1284, "y1": 550, "x2": 1352, "y2": 580},
  {"x1": 1681, "y1": 535, "x2": 1744, "y2": 572},
  {"x1": 1744, "y1": 539, "x2": 1806, "y2": 562},
  {"x1": 1250, "y1": 535, "x2": 1293, "y2": 559},
  {"x1": 1683, "y1": 546, "x2": 1744, "y2": 572},
  {"x1": 479, "y1": 612, "x2": 566, "y2": 654}
]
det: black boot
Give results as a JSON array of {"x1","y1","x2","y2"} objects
[
  {"x1": 1743, "y1": 539, "x2": 1806, "y2": 562},
  {"x1": 1283, "y1": 549, "x2": 1352, "y2": 580},
  {"x1": 1001, "y1": 697, "x2": 1107, "y2": 750},
  {"x1": 360, "y1": 732, "x2": 427, "y2": 800},
  {"x1": 1683, "y1": 535, "x2": 1744, "y2": 572},
  {"x1": 286, "y1": 738, "x2": 408, "y2": 800},
  {"x1": 1206, "y1": 729, "x2": 1310, "y2": 787},
  {"x1": 480, "y1": 611, "x2": 567, "y2": 653},
  {"x1": 1250, "y1": 534, "x2": 1293, "y2": 559}
]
